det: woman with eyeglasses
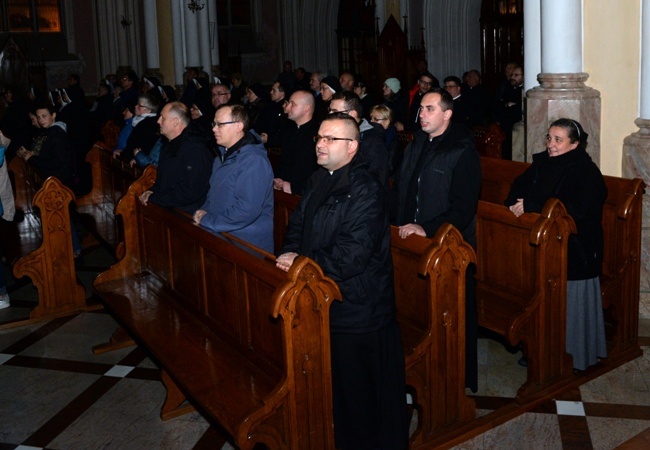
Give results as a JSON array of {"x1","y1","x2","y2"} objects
[
  {"x1": 369, "y1": 104, "x2": 403, "y2": 182},
  {"x1": 505, "y1": 118, "x2": 608, "y2": 371}
]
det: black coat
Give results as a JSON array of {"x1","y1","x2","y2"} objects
[
  {"x1": 123, "y1": 115, "x2": 160, "y2": 160},
  {"x1": 505, "y1": 148, "x2": 607, "y2": 280},
  {"x1": 28, "y1": 123, "x2": 74, "y2": 189},
  {"x1": 392, "y1": 122, "x2": 481, "y2": 246},
  {"x1": 275, "y1": 118, "x2": 320, "y2": 195},
  {"x1": 281, "y1": 157, "x2": 396, "y2": 333}
]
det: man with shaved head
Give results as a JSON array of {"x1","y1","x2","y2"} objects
[
  {"x1": 273, "y1": 89, "x2": 320, "y2": 194},
  {"x1": 277, "y1": 114, "x2": 408, "y2": 449}
]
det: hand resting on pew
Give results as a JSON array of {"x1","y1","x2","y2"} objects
[
  {"x1": 398, "y1": 223, "x2": 425, "y2": 239},
  {"x1": 192, "y1": 209, "x2": 207, "y2": 225},
  {"x1": 508, "y1": 198, "x2": 524, "y2": 217},
  {"x1": 139, "y1": 190, "x2": 153, "y2": 206},
  {"x1": 276, "y1": 252, "x2": 298, "y2": 272}
]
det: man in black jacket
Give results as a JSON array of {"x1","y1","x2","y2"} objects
[
  {"x1": 139, "y1": 102, "x2": 213, "y2": 214},
  {"x1": 392, "y1": 88, "x2": 481, "y2": 392},
  {"x1": 277, "y1": 114, "x2": 408, "y2": 450}
]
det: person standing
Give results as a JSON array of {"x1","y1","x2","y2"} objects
[
  {"x1": 505, "y1": 118, "x2": 607, "y2": 371},
  {"x1": 392, "y1": 88, "x2": 481, "y2": 392},
  {"x1": 277, "y1": 114, "x2": 408, "y2": 449}
]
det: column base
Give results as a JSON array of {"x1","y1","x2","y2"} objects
[
  {"x1": 623, "y1": 118, "x2": 650, "y2": 314},
  {"x1": 526, "y1": 73, "x2": 601, "y2": 165}
]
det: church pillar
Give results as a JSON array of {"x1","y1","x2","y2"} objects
[
  {"x1": 171, "y1": 0, "x2": 186, "y2": 89},
  {"x1": 207, "y1": 1, "x2": 220, "y2": 76},
  {"x1": 184, "y1": 5, "x2": 202, "y2": 70},
  {"x1": 196, "y1": 7, "x2": 213, "y2": 77},
  {"x1": 142, "y1": 0, "x2": 162, "y2": 80},
  {"x1": 115, "y1": 0, "x2": 131, "y2": 70},
  {"x1": 623, "y1": 0, "x2": 650, "y2": 314},
  {"x1": 525, "y1": 0, "x2": 601, "y2": 165}
]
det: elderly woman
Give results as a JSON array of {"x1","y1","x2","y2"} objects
[
  {"x1": 505, "y1": 118, "x2": 607, "y2": 371},
  {"x1": 369, "y1": 104, "x2": 402, "y2": 182}
]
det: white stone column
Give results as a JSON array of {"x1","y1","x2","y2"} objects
[
  {"x1": 115, "y1": 0, "x2": 130, "y2": 67},
  {"x1": 171, "y1": 0, "x2": 186, "y2": 86},
  {"x1": 143, "y1": 0, "x2": 160, "y2": 70},
  {"x1": 523, "y1": 0, "x2": 541, "y2": 91},
  {"x1": 197, "y1": 7, "x2": 212, "y2": 76},
  {"x1": 622, "y1": 0, "x2": 650, "y2": 316},
  {"x1": 208, "y1": 0, "x2": 220, "y2": 69},
  {"x1": 641, "y1": 0, "x2": 650, "y2": 119},
  {"x1": 541, "y1": 0, "x2": 582, "y2": 72},
  {"x1": 527, "y1": 0, "x2": 600, "y2": 165},
  {"x1": 184, "y1": 2, "x2": 202, "y2": 68}
]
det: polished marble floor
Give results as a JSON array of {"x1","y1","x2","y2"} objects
[{"x1": 0, "y1": 241, "x2": 648, "y2": 449}]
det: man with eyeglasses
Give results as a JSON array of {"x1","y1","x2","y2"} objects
[
  {"x1": 392, "y1": 88, "x2": 481, "y2": 394},
  {"x1": 277, "y1": 114, "x2": 408, "y2": 449},
  {"x1": 193, "y1": 105, "x2": 274, "y2": 253},
  {"x1": 406, "y1": 71, "x2": 439, "y2": 131},
  {"x1": 210, "y1": 83, "x2": 232, "y2": 109},
  {"x1": 273, "y1": 90, "x2": 320, "y2": 195},
  {"x1": 444, "y1": 75, "x2": 473, "y2": 127}
]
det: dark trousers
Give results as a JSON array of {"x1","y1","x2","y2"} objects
[{"x1": 330, "y1": 321, "x2": 409, "y2": 450}]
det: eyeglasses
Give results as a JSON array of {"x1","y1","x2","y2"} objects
[
  {"x1": 370, "y1": 117, "x2": 388, "y2": 122},
  {"x1": 419, "y1": 79, "x2": 433, "y2": 85},
  {"x1": 313, "y1": 135, "x2": 354, "y2": 144},
  {"x1": 212, "y1": 121, "x2": 238, "y2": 128},
  {"x1": 213, "y1": 92, "x2": 230, "y2": 97},
  {"x1": 328, "y1": 108, "x2": 351, "y2": 114},
  {"x1": 135, "y1": 103, "x2": 149, "y2": 109}
]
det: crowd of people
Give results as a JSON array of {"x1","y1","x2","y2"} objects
[{"x1": 0, "y1": 60, "x2": 606, "y2": 449}]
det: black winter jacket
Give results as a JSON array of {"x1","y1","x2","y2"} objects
[
  {"x1": 281, "y1": 157, "x2": 397, "y2": 333},
  {"x1": 504, "y1": 148, "x2": 607, "y2": 280},
  {"x1": 392, "y1": 122, "x2": 481, "y2": 246}
]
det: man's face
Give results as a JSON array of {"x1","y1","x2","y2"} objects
[
  {"x1": 310, "y1": 74, "x2": 320, "y2": 92},
  {"x1": 270, "y1": 82, "x2": 284, "y2": 102},
  {"x1": 418, "y1": 93, "x2": 451, "y2": 138},
  {"x1": 315, "y1": 120, "x2": 356, "y2": 171},
  {"x1": 286, "y1": 93, "x2": 307, "y2": 123},
  {"x1": 444, "y1": 81, "x2": 461, "y2": 98},
  {"x1": 328, "y1": 99, "x2": 349, "y2": 115},
  {"x1": 211, "y1": 85, "x2": 231, "y2": 108},
  {"x1": 158, "y1": 105, "x2": 177, "y2": 139},
  {"x1": 212, "y1": 107, "x2": 241, "y2": 148},
  {"x1": 339, "y1": 73, "x2": 354, "y2": 91},
  {"x1": 121, "y1": 75, "x2": 133, "y2": 90},
  {"x1": 505, "y1": 63, "x2": 516, "y2": 78},
  {"x1": 36, "y1": 108, "x2": 56, "y2": 128},
  {"x1": 509, "y1": 68, "x2": 523, "y2": 87},
  {"x1": 418, "y1": 75, "x2": 434, "y2": 94},
  {"x1": 467, "y1": 72, "x2": 480, "y2": 88}
]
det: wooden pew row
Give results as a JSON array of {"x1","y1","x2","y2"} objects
[
  {"x1": 475, "y1": 198, "x2": 576, "y2": 401},
  {"x1": 10, "y1": 175, "x2": 89, "y2": 319},
  {"x1": 75, "y1": 143, "x2": 143, "y2": 254},
  {"x1": 480, "y1": 157, "x2": 645, "y2": 372},
  {"x1": 93, "y1": 167, "x2": 340, "y2": 449},
  {"x1": 273, "y1": 189, "x2": 476, "y2": 448}
]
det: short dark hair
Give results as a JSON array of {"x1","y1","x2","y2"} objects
[
  {"x1": 331, "y1": 91, "x2": 362, "y2": 118},
  {"x1": 424, "y1": 88, "x2": 454, "y2": 112},
  {"x1": 443, "y1": 76, "x2": 462, "y2": 86},
  {"x1": 34, "y1": 101, "x2": 56, "y2": 115},
  {"x1": 322, "y1": 113, "x2": 361, "y2": 142},
  {"x1": 227, "y1": 104, "x2": 250, "y2": 131}
]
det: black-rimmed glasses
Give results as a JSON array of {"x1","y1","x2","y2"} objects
[{"x1": 313, "y1": 135, "x2": 354, "y2": 144}]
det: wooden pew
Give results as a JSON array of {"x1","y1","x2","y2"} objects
[
  {"x1": 480, "y1": 156, "x2": 645, "y2": 371},
  {"x1": 475, "y1": 198, "x2": 576, "y2": 401},
  {"x1": 12, "y1": 176, "x2": 88, "y2": 319},
  {"x1": 273, "y1": 189, "x2": 476, "y2": 447},
  {"x1": 94, "y1": 167, "x2": 340, "y2": 449}
]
